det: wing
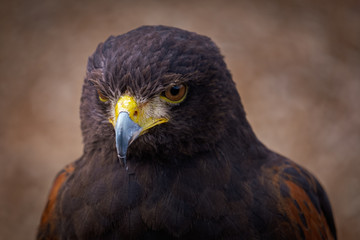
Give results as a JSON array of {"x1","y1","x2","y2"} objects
[
  {"x1": 37, "y1": 163, "x2": 75, "y2": 240},
  {"x1": 276, "y1": 160, "x2": 337, "y2": 240}
]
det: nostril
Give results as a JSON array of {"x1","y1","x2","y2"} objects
[{"x1": 134, "y1": 111, "x2": 138, "y2": 117}]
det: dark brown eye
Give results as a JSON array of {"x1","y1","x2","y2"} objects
[
  {"x1": 162, "y1": 84, "x2": 187, "y2": 103},
  {"x1": 97, "y1": 89, "x2": 109, "y2": 102}
]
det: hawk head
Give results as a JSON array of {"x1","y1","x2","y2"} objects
[{"x1": 80, "y1": 26, "x2": 255, "y2": 166}]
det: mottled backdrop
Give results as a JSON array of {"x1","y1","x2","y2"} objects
[{"x1": 0, "y1": 0, "x2": 359, "y2": 239}]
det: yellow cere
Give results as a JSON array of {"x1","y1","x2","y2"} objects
[
  {"x1": 115, "y1": 96, "x2": 138, "y2": 121},
  {"x1": 109, "y1": 95, "x2": 168, "y2": 134}
]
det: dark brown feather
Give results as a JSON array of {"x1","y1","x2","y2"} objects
[{"x1": 37, "y1": 26, "x2": 336, "y2": 240}]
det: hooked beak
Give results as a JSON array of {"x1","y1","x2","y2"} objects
[
  {"x1": 115, "y1": 112, "x2": 141, "y2": 161},
  {"x1": 111, "y1": 95, "x2": 168, "y2": 165}
]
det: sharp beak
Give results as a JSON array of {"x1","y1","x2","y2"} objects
[
  {"x1": 115, "y1": 112, "x2": 141, "y2": 161},
  {"x1": 111, "y1": 95, "x2": 168, "y2": 165}
]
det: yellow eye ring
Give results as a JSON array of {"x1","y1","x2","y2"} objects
[
  {"x1": 97, "y1": 89, "x2": 109, "y2": 102},
  {"x1": 160, "y1": 84, "x2": 187, "y2": 103}
]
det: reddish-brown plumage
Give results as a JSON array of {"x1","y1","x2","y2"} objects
[
  {"x1": 282, "y1": 180, "x2": 334, "y2": 240},
  {"x1": 38, "y1": 164, "x2": 74, "y2": 239}
]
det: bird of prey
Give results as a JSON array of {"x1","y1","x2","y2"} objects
[{"x1": 37, "y1": 26, "x2": 336, "y2": 240}]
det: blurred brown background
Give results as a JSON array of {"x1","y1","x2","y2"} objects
[{"x1": 0, "y1": 0, "x2": 359, "y2": 239}]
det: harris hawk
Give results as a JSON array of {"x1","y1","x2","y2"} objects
[{"x1": 37, "y1": 26, "x2": 336, "y2": 240}]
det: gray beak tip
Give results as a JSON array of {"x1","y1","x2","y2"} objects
[{"x1": 115, "y1": 112, "x2": 142, "y2": 165}]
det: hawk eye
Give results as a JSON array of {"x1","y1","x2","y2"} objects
[
  {"x1": 162, "y1": 84, "x2": 187, "y2": 103},
  {"x1": 97, "y1": 89, "x2": 109, "y2": 102}
]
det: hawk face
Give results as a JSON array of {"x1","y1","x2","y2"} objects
[{"x1": 80, "y1": 26, "x2": 246, "y2": 166}]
